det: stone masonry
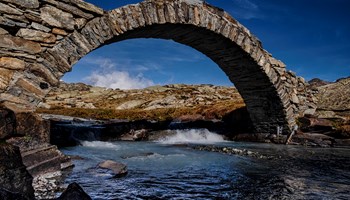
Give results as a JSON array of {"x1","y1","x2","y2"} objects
[{"x1": 0, "y1": 0, "x2": 317, "y2": 134}]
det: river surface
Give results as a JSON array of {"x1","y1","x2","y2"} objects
[{"x1": 59, "y1": 129, "x2": 350, "y2": 200}]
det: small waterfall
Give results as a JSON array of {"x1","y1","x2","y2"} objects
[
  {"x1": 81, "y1": 141, "x2": 120, "y2": 150},
  {"x1": 157, "y1": 129, "x2": 226, "y2": 144}
]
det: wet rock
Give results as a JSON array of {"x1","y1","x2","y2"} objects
[
  {"x1": 120, "y1": 129, "x2": 148, "y2": 141},
  {"x1": 98, "y1": 160, "x2": 128, "y2": 178},
  {"x1": 0, "y1": 143, "x2": 35, "y2": 199},
  {"x1": 292, "y1": 132, "x2": 336, "y2": 147},
  {"x1": 32, "y1": 173, "x2": 59, "y2": 199},
  {"x1": 121, "y1": 152, "x2": 155, "y2": 159},
  {"x1": 334, "y1": 139, "x2": 350, "y2": 147},
  {"x1": 57, "y1": 182, "x2": 91, "y2": 200},
  {"x1": 192, "y1": 145, "x2": 272, "y2": 159}
]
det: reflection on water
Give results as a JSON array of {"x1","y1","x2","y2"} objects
[{"x1": 59, "y1": 129, "x2": 350, "y2": 200}]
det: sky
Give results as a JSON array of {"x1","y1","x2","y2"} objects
[{"x1": 62, "y1": 0, "x2": 350, "y2": 89}]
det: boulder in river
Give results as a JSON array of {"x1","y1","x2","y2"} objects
[
  {"x1": 57, "y1": 182, "x2": 91, "y2": 200},
  {"x1": 98, "y1": 160, "x2": 128, "y2": 178}
]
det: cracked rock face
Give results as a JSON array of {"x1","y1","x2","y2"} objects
[
  {"x1": 0, "y1": 144, "x2": 35, "y2": 200},
  {"x1": 0, "y1": 108, "x2": 16, "y2": 140}
]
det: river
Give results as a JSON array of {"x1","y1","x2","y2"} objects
[{"x1": 59, "y1": 129, "x2": 350, "y2": 200}]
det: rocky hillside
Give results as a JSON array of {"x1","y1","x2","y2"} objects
[
  {"x1": 315, "y1": 77, "x2": 350, "y2": 114},
  {"x1": 37, "y1": 82, "x2": 245, "y2": 121}
]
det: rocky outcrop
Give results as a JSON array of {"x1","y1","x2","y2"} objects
[
  {"x1": 0, "y1": 143, "x2": 35, "y2": 200},
  {"x1": 57, "y1": 182, "x2": 92, "y2": 200},
  {"x1": 40, "y1": 82, "x2": 243, "y2": 111},
  {"x1": 308, "y1": 78, "x2": 331, "y2": 89},
  {"x1": 0, "y1": 107, "x2": 16, "y2": 139},
  {"x1": 315, "y1": 77, "x2": 350, "y2": 114},
  {"x1": 1, "y1": 110, "x2": 73, "y2": 199}
]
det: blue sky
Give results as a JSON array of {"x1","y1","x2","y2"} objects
[{"x1": 63, "y1": 0, "x2": 350, "y2": 89}]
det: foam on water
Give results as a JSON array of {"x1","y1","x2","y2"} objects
[
  {"x1": 157, "y1": 129, "x2": 226, "y2": 144},
  {"x1": 81, "y1": 141, "x2": 120, "y2": 150}
]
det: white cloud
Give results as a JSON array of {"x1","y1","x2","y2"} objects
[
  {"x1": 85, "y1": 71, "x2": 154, "y2": 90},
  {"x1": 81, "y1": 57, "x2": 156, "y2": 89},
  {"x1": 229, "y1": 0, "x2": 264, "y2": 20},
  {"x1": 236, "y1": 0, "x2": 258, "y2": 10}
]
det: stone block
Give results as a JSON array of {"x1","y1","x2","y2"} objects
[
  {"x1": 0, "y1": 35, "x2": 41, "y2": 54},
  {"x1": 0, "y1": 27, "x2": 8, "y2": 35},
  {"x1": 31, "y1": 22, "x2": 51, "y2": 33},
  {"x1": 0, "y1": 57, "x2": 25, "y2": 70},
  {"x1": 0, "y1": 0, "x2": 39, "y2": 8},
  {"x1": 16, "y1": 28, "x2": 56, "y2": 43},
  {"x1": 15, "y1": 78, "x2": 45, "y2": 97},
  {"x1": 0, "y1": 2, "x2": 23, "y2": 15},
  {"x1": 40, "y1": 5, "x2": 75, "y2": 30},
  {"x1": 0, "y1": 68, "x2": 14, "y2": 91},
  {"x1": 62, "y1": 0, "x2": 104, "y2": 15}
]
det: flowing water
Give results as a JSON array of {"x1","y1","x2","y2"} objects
[{"x1": 59, "y1": 129, "x2": 350, "y2": 200}]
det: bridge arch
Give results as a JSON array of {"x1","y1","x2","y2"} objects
[{"x1": 0, "y1": 0, "x2": 315, "y2": 134}]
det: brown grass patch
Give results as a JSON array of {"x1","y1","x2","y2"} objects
[{"x1": 36, "y1": 100, "x2": 245, "y2": 121}]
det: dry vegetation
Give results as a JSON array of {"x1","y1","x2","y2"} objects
[
  {"x1": 37, "y1": 100, "x2": 245, "y2": 121},
  {"x1": 36, "y1": 82, "x2": 246, "y2": 121}
]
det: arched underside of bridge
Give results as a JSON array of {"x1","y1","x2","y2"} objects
[{"x1": 0, "y1": 0, "x2": 316, "y2": 134}]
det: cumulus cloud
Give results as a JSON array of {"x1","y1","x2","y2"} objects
[
  {"x1": 81, "y1": 57, "x2": 155, "y2": 89},
  {"x1": 85, "y1": 71, "x2": 154, "y2": 90}
]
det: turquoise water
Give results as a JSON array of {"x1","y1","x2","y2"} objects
[{"x1": 60, "y1": 129, "x2": 350, "y2": 200}]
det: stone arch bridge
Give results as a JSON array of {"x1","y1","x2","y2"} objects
[{"x1": 0, "y1": 0, "x2": 316, "y2": 134}]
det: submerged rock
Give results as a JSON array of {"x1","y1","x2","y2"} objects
[
  {"x1": 192, "y1": 145, "x2": 272, "y2": 159},
  {"x1": 57, "y1": 182, "x2": 91, "y2": 200},
  {"x1": 98, "y1": 160, "x2": 128, "y2": 178}
]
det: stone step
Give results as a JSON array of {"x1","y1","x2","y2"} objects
[
  {"x1": 26, "y1": 156, "x2": 62, "y2": 177},
  {"x1": 20, "y1": 143, "x2": 73, "y2": 177},
  {"x1": 21, "y1": 144, "x2": 62, "y2": 167}
]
